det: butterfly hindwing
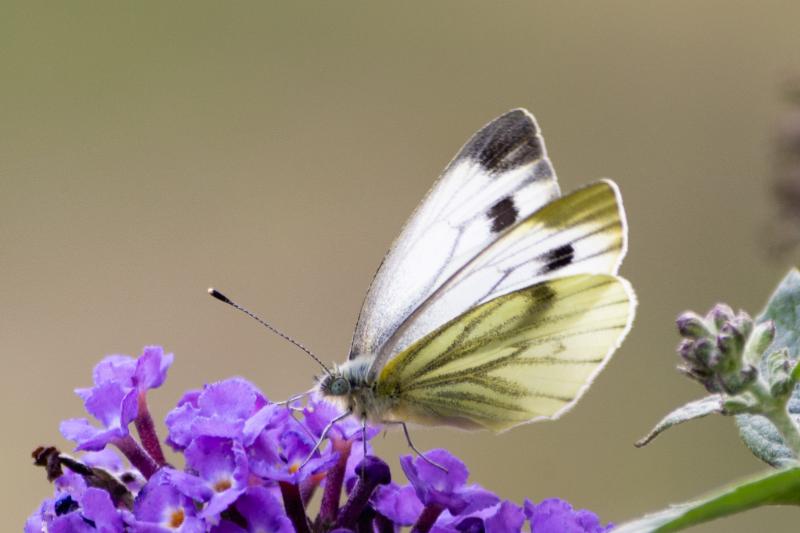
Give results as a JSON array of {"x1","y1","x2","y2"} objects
[
  {"x1": 349, "y1": 109, "x2": 560, "y2": 363},
  {"x1": 375, "y1": 180, "x2": 628, "y2": 363},
  {"x1": 375, "y1": 274, "x2": 635, "y2": 432}
]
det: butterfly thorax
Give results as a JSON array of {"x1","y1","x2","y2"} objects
[{"x1": 317, "y1": 358, "x2": 396, "y2": 422}]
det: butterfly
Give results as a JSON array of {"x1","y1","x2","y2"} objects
[
  {"x1": 316, "y1": 108, "x2": 635, "y2": 442},
  {"x1": 212, "y1": 108, "x2": 636, "y2": 465}
]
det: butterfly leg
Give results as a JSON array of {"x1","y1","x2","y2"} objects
[
  {"x1": 274, "y1": 389, "x2": 312, "y2": 412},
  {"x1": 359, "y1": 417, "x2": 369, "y2": 480},
  {"x1": 299, "y1": 409, "x2": 352, "y2": 469},
  {"x1": 362, "y1": 417, "x2": 368, "y2": 458},
  {"x1": 381, "y1": 420, "x2": 448, "y2": 472}
]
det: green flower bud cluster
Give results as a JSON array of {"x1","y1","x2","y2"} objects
[{"x1": 676, "y1": 304, "x2": 776, "y2": 395}]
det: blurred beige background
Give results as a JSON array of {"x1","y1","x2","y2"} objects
[{"x1": 3, "y1": 2, "x2": 800, "y2": 530}]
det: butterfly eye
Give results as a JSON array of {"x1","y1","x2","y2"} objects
[{"x1": 330, "y1": 377, "x2": 350, "y2": 396}]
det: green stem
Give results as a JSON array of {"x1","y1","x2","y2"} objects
[
  {"x1": 750, "y1": 378, "x2": 800, "y2": 457},
  {"x1": 767, "y1": 406, "x2": 800, "y2": 457}
]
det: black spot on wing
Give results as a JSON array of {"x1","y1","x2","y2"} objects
[
  {"x1": 487, "y1": 196, "x2": 519, "y2": 233},
  {"x1": 465, "y1": 110, "x2": 543, "y2": 173},
  {"x1": 542, "y1": 244, "x2": 574, "y2": 273}
]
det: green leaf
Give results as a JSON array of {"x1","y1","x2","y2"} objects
[
  {"x1": 735, "y1": 268, "x2": 800, "y2": 466},
  {"x1": 737, "y1": 413, "x2": 798, "y2": 467},
  {"x1": 635, "y1": 396, "x2": 722, "y2": 448},
  {"x1": 757, "y1": 268, "x2": 800, "y2": 360},
  {"x1": 614, "y1": 467, "x2": 800, "y2": 532}
]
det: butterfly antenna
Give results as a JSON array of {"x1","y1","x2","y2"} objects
[{"x1": 208, "y1": 288, "x2": 333, "y2": 376}]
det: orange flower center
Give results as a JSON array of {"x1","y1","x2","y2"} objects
[
  {"x1": 168, "y1": 508, "x2": 185, "y2": 528},
  {"x1": 214, "y1": 479, "x2": 233, "y2": 492}
]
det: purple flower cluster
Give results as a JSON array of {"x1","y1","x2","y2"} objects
[{"x1": 28, "y1": 347, "x2": 612, "y2": 532}]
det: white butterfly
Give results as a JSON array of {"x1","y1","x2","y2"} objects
[
  {"x1": 318, "y1": 109, "x2": 635, "y2": 436},
  {"x1": 213, "y1": 108, "x2": 635, "y2": 464}
]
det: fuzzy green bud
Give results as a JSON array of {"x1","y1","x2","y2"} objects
[
  {"x1": 676, "y1": 312, "x2": 712, "y2": 339},
  {"x1": 707, "y1": 303, "x2": 735, "y2": 331},
  {"x1": 693, "y1": 338, "x2": 715, "y2": 367},
  {"x1": 714, "y1": 339, "x2": 738, "y2": 375},
  {"x1": 732, "y1": 311, "x2": 754, "y2": 340},
  {"x1": 742, "y1": 320, "x2": 776, "y2": 364},
  {"x1": 721, "y1": 364, "x2": 758, "y2": 395},
  {"x1": 718, "y1": 323, "x2": 746, "y2": 358},
  {"x1": 766, "y1": 348, "x2": 794, "y2": 398}
]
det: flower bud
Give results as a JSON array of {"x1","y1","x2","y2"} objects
[
  {"x1": 676, "y1": 312, "x2": 712, "y2": 339},
  {"x1": 770, "y1": 375, "x2": 793, "y2": 398},
  {"x1": 743, "y1": 321, "x2": 776, "y2": 364},
  {"x1": 707, "y1": 303, "x2": 735, "y2": 330},
  {"x1": 678, "y1": 339, "x2": 696, "y2": 362},
  {"x1": 693, "y1": 338, "x2": 715, "y2": 367},
  {"x1": 765, "y1": 348, "x2": 790, "y2": 376},
  {"x1": 717, "y1": 323, "x2": 746, "y2": 360},
  {"x1": 765, "y1": 349, "x2": 794, "y2": 397},
  {"x1": 355, "y1": 456, "x2": 392, "y2": 486},
  {"x1": 732, "y1": 311, "x2": 754, "y2": 339},
  {"x1": 720, "y1": 365, "x2": 758, "y2": 395}
]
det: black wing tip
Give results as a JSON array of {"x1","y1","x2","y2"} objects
[
  {"x1": 493, "y1": 108, "x2": 538, "y2": 133},
  {"x1": 503, "y1": 107, "x2": 535, "y2": 121},
  {"x1": 463, "y1": 108, "x2": 544, "y2": 173}
]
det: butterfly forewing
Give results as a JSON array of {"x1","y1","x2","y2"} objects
[
  {"x1": 375, "y1": 274, "x2": 635, "y2": 432},
  {"x1": 376, "y1": 180, "x2": 627, "y2": 361},
  {"x1": 349, "y1": 109, "x2": 560, "y2": 364}
]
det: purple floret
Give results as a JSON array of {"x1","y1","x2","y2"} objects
[
  {"x1": 400, "y1": 449, "x2": 499, "y2": 516},
  {"x1": 170, "y1": 436, "x2": 250, "y2": 520},
  {"x1": 165, "y1": 378, "x2": 270, "y2": 450},
  {"x1": 524, "y1": 498, "x2": 614, "y2": 533},
  {"x1": 429, "y1": 500, "x2": 525, "y2": 533},
  {"x1": 372, "y1": 482, "x2": 424, "y2": 526},
  {"x1": 60, "y1": 346, "x2": 175, "y2": 475},
  {"x1": 133, "y1": 469, "x2": 206, "y2": 532},
  {"x1": 86, "y1": 346, "x2": 173, "y2": 394},
  {"x1": 80, "y1": 487, "x2": 126, "y2": 531},
  {"x1": 60, "y1": 381, "x2": 139, "y2": 451},
  {"x1": 249, "y1": 427, "x2": 339, "y2": 485},
  {"x1": 210, "y1": 487, "x2": 293, "y2": 533}
]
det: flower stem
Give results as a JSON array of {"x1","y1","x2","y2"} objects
[
  {"x1": 411, "y1": 503, "x2": 444, "y2": 533},
  {"x1": 335, "y1": 477, "x2": 373, "y2": 529},
  {"x1": 319, "y1": 437, "x2": 352, "y2": 525},
  {"x1": 335, "y1": 456, "x2": 390, "y2": 529},
  {"x1": 134, "y1": 392, "x2": 167, "y2": 466},
  {"x1": 767, "y1": 405, "x2": 800, "y2": 456},
  {"x1": 299, "y1": 474, "x2": 321, "y2": 506},
  {"x1": 374, "y1": 513, "x2": 394, "y2": 533},
  {"x1": 750, "y1": 378, "x2": 800, "y2": 457},
  {"x1": 279, "y1": 481, "x2": 310, "y2": 533},
  {"x1": 113, "y1": 435, "x2": 158, "y2": 479},
  {"x1": 356, "y1": 504, "x2": 376, "y2": 533}
]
